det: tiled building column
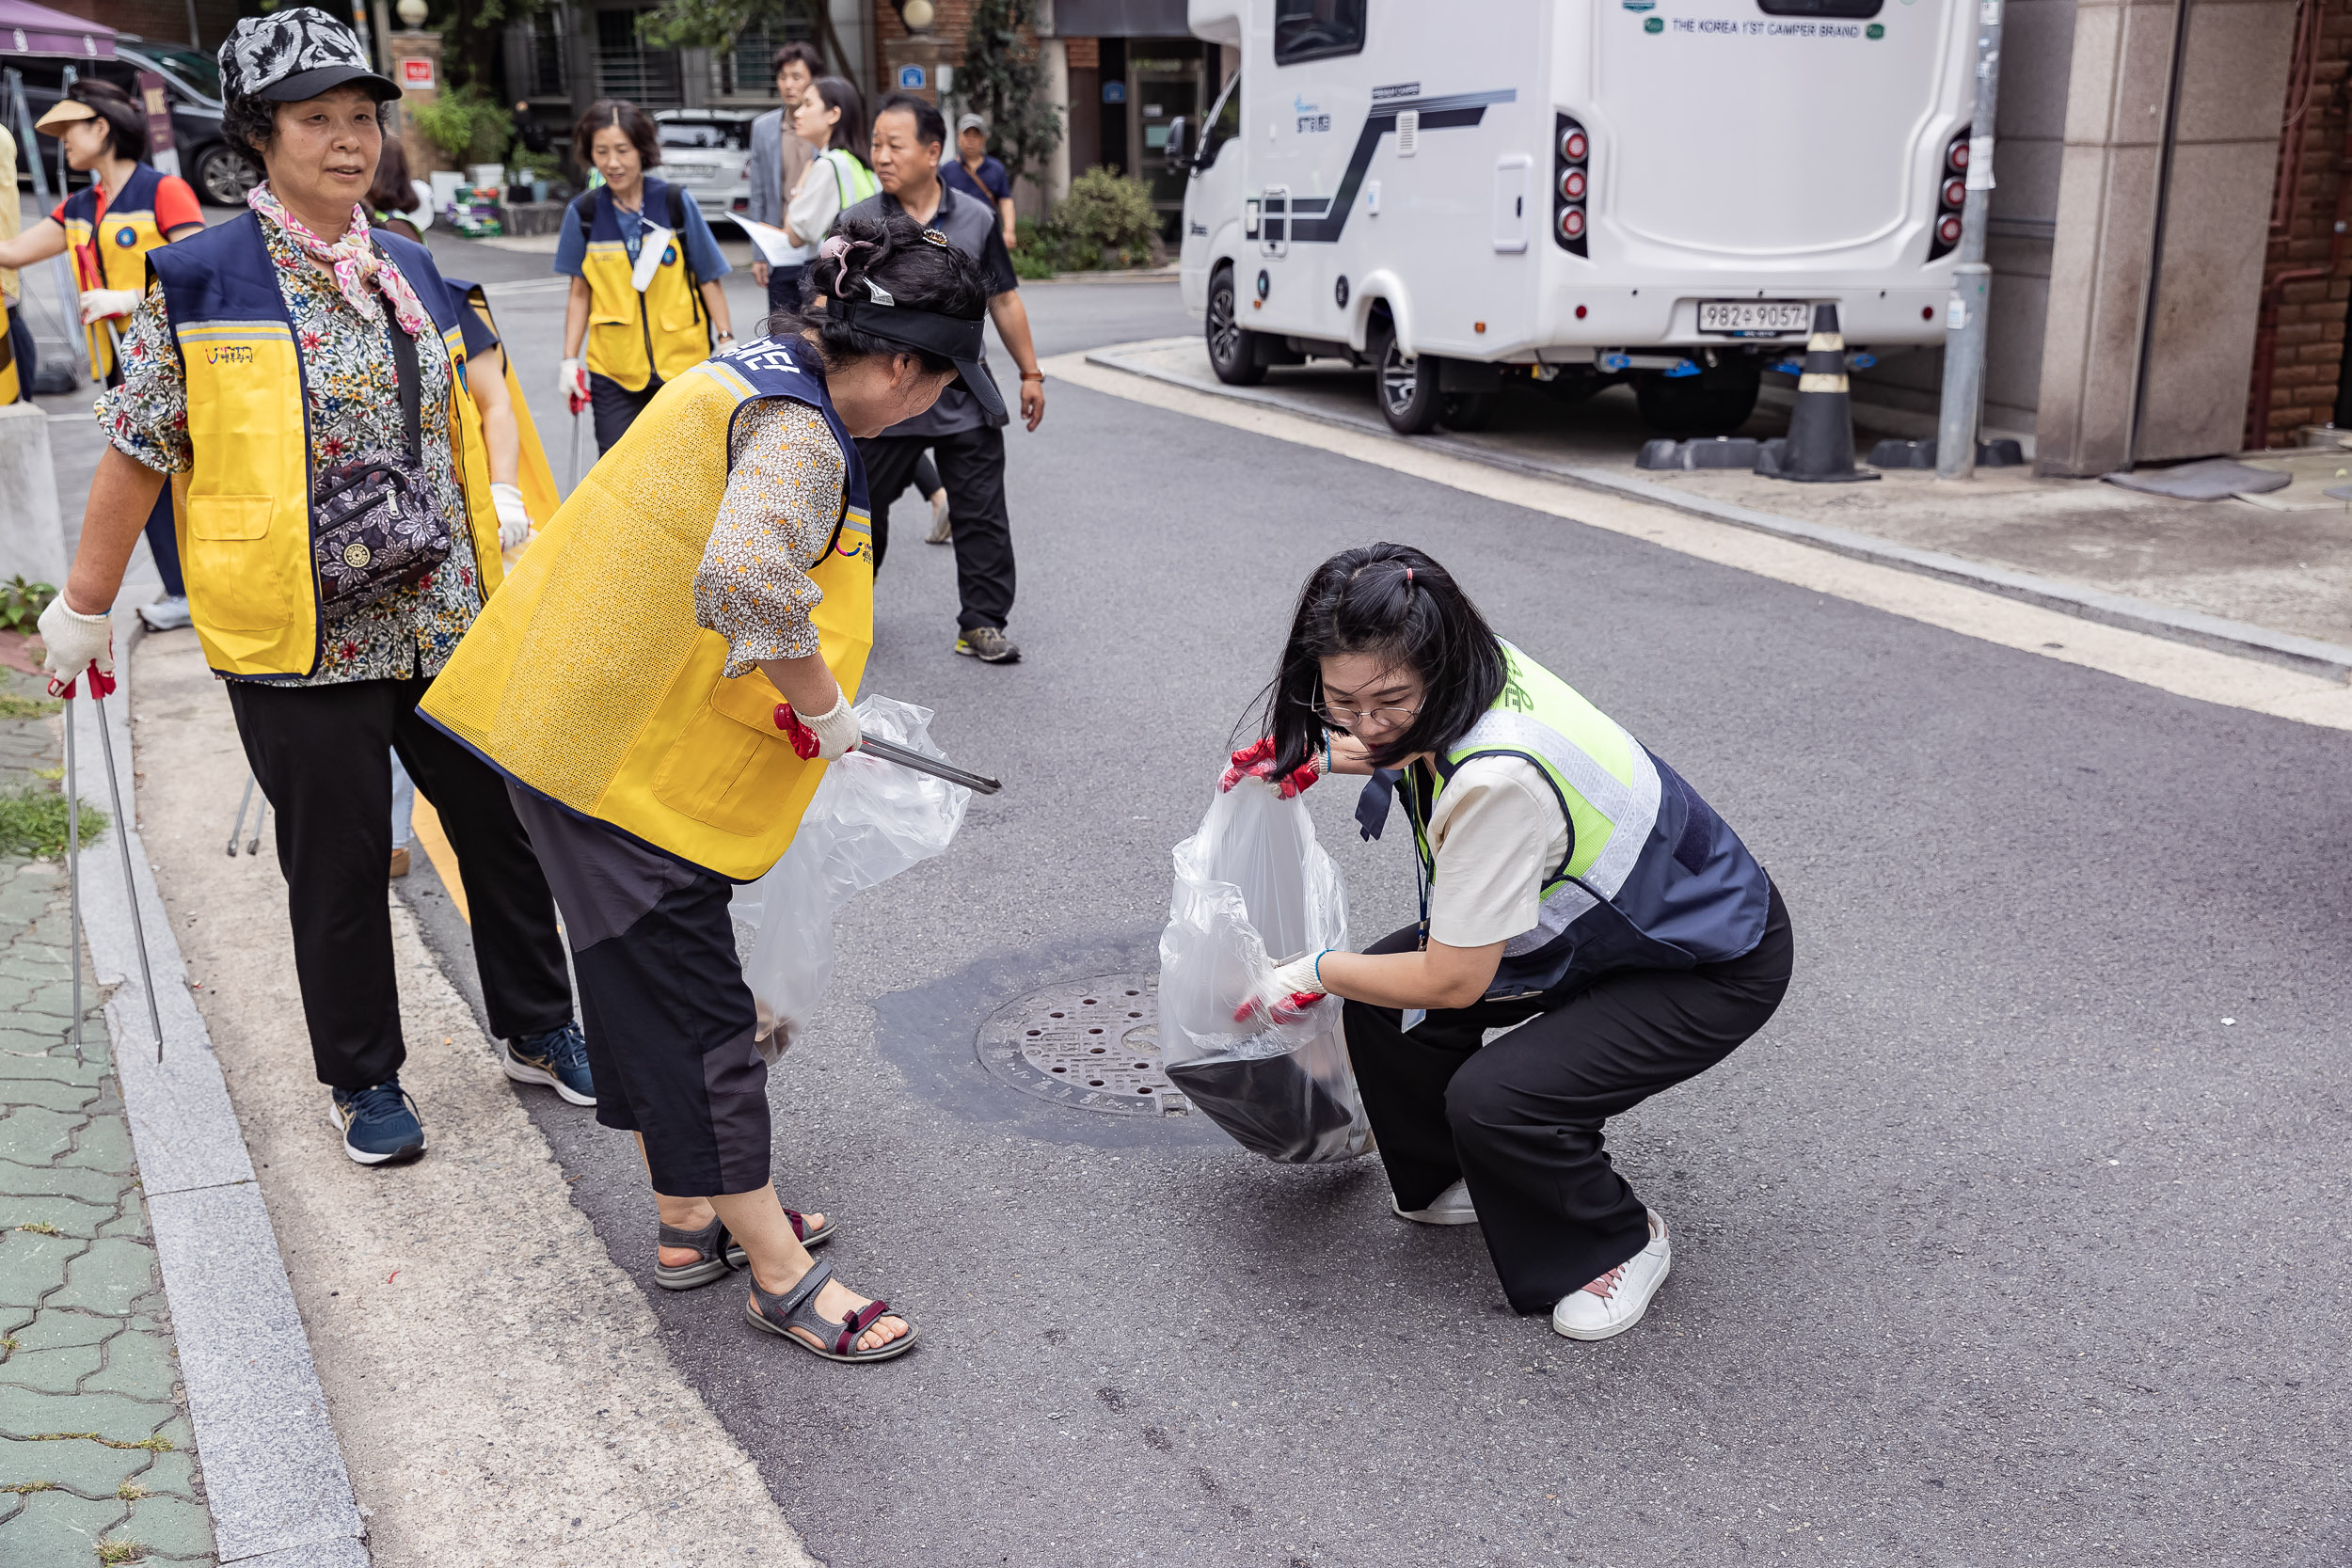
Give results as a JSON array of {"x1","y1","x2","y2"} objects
[{"x1": 2036, "y1": 0, "x2": 2298, "y2": 474}]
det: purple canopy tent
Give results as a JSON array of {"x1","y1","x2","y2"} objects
[{"x1": 0, "y1": 0, "x2": 115, "y2": 60}]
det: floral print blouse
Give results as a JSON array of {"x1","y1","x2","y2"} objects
[
  {"x1": 696, "y1": 399, "x2": 845, "y2": 679},
  {"x1": 99, "y1": 211, "x2": 483, "y2": 685}
]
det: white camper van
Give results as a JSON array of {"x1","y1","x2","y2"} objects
[{"x1": 1172, "y1": 0, "x2": 1974, "y2": 436}]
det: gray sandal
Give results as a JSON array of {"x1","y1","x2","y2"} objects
[
  {"x1": 655, "y1": 1209, "x2": 835, "y2": 1291},
  {"x1": 744, "y1": 1258, "x2": 917, "y2": 1363}
]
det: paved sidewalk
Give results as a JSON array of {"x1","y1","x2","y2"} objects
[{"x1": 0, "y1": 673, "x2": 216, "y2": 1565}]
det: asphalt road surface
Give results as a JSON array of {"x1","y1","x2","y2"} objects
[{"x1": 102, "y1": 234, "x2": 2341, "y2": 1564}]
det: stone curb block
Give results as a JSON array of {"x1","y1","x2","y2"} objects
[
  {"x1": 67, "y1": 612, "x2": 372, "y2": 1566},
  {"x1": 1082, "y1": 339, "x2": 2352, "y2": 680}
]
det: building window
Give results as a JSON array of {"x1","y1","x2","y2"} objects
[
  {"x1": 596, "y1": 8, "x2": 683, "y2": 107},
  {"x1": 713, "y1": 21, "x2": 814, "y2": 100},
  {"x1": 521, "y1": 8, "x2": 570, "y2": 99},
  {"x1": 1273, "y1": 0, "x2": 1367, "y2": 66}
]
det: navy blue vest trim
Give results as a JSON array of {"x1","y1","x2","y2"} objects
[
  {"x1": 709, "y1": 336, "x2": 870, "y2": 520},
  {"x1": 60, "y1": 163, "x2": 164, "y2": 230}
]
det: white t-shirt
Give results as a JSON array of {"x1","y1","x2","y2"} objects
[{"x1": 1422, "y1": 755, "x2": 1571, "y2": 949}]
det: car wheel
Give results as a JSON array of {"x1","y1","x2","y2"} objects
[
  {"x1": 1375, "y1": 331, "x2": 1444, "y2": 435},
  {"x1": 194, "y1": 144, "x2": 262, "y2": 207},
  {"x1": 1205, "y1": 266, "x2": 1265, "y2": 386}
]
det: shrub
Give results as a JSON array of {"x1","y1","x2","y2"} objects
[
  {"x1": 1030, "y1": 168, "x2": 1164, "y2": 273},
  {"x1": 0, "y1": 782, "x2": 103, "y2": 859},
  {"x1": 0, "y1": 577, "x2": 56, "y2": 635},
  {"x1": 410, "y1": 85, "x2": 515, "y2": 168}
]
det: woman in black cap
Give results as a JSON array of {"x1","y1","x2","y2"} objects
[{"x1": 37, "y1": 7, "x2": 588, "y2": 1168}]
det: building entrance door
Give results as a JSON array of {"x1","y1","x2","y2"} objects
[{"x1": 1127, "y1": 54, "x2": 1201, "y2": 238}]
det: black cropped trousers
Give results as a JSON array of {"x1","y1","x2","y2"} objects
[{"x1": 1343, "y1": 882, "x2": 1793, "y2": 1313}]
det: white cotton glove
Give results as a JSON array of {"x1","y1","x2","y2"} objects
[
  {"x1": 799, "y1": 689, "x2": 864, "y2": 761},
  {"x1": 79, "y1": 288, "x2": 141, "y2": 325},
  {"x1": 558, "y1": 357, "x2": 590, "y2": 416},
  {"x1": 489, "y1": 482, "x2": 531, "y2": 550},
  {"x1": 36, "y1": 595, "x2": 114, "y2": 689},
  {"x1": 1233, "y1": 951, "x2": 1331, "y2": 1027}
]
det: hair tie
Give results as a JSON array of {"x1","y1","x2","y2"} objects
[
  {"x1": 1404, "y1": 566, "x2": 1415, "y2": 589},
  {"x1": 818, "y1": 232, "x2": 878, "y2": 294}
]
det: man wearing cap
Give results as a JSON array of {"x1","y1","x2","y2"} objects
[
  {"x1": 36, "y1": 8, "x2": 587, "y2": 1168},
  {"x1": 945, "y1": 112, "x2": 1018, "y2": 252},
  {"x1": 847, "y1": 92, "x2": 1044, "y2": 665}
]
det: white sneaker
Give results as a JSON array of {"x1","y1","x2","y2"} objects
[
  {"x1": 1392, "y1": 1178, "x2": 1478, "y2": 1226},
  {"x1": 1551, "y1": 1209, "x2": 1670, "y2": 1341},
  {"x1": 137, "y1": 595, "x2": 192, "y2": 631}
]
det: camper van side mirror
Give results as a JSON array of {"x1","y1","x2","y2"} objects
[{"x1": 1165, "y1": 115, "x2": 1191, "y2": 174}]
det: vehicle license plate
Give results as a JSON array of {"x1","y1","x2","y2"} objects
[{"x1": 1698, "y1": 300, "x2": 1813, "y2": 336}]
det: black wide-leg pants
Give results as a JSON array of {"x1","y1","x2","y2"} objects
[
  {"x1": 225, "y1": 676, "x2": 576, "y2": 1090},
  {"x1": 1343, "y1": 882, "x2": 1794, "y2": 1313},
  {"x1": 858, "y1": 426, "x2": 1016, "y2": 631}
]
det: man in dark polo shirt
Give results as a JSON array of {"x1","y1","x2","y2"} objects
[{"x1": 846, "y1": 91, "x2": 1046, "y2": 665}]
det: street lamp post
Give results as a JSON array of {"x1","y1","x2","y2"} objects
[{"x1": 1934, "y1": 0, "x2": 2005, "y2": 481}]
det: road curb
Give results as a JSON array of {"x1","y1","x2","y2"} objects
[
  {"x1": 71, "y1": 610, "x2": 373, "y2": 1567},
  {"x1": 1082, "y1": 340, "x2": 2352, "y2": 680}
]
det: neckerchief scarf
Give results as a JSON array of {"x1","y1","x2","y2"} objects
[{"x1": 247, "y1": 182, "x2": 432, "y2": 339}]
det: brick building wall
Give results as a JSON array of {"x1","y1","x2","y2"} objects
[
  {"x1": 874, "y1": 0, "x2": 975, "y2": 78},
  {"x1": 40, "y1": 0, "x2": 242, "y2": 53},
  {"x1": 2249, "y1": 0, "x2": 2352, "y2": 444}
]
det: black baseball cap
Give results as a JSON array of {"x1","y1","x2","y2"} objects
[{"x1": 220, "y1": 8, "x2": 402, "y2": 105}]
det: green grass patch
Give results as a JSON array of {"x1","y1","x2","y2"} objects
[
  {"x1": 0, "y1": 784, "x2": 104, "y2": 859},
  {"x1": 95, "y1": 1538, "x2": 142, "y2": 1563},
  {"x1": 15, "y1": 1221, "x2": 60, "y2": 1235},
  {"x1": 115, "y1": 1481, "x2": 146, "y2": 1500},
  {"x1": 0, "y1": 692, "x2": 60, "y2": 720},
  {"x1": 28, "y1": 1432, "x2": 176, "y2": 1451},
  {"x1": 1, "y1": 1480, "x2": 56, "y2": 1494}
]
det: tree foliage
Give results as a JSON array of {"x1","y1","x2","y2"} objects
[
  {"x1": 638, "y1": 0, "x2": 852, "y2": 72},
  {"x1": 960, "y1": 0, "x2": 1061, "y2": 193}
]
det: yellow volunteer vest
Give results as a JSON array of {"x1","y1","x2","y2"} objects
[
  {"x1": 63, "y1": 165, "x2": 174, "y2": 383},
  {"x1": 576, "y1": 181, "x2": 711, "y2": 393},
  {"x1": 151, "y1": 214, "x2": 506, "y2": 677},
  {"x1": 419, "y1": 347, "x2": 874, "y2": 882}
]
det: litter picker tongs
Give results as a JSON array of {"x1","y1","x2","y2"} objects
[
  {"x1": 856, "y1": 733, "x2": 1002, "y2": 796},
  {"x1": 58, "y1": 661, "x2": 167, "y2": 1062}
]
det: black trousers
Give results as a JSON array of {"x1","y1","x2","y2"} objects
[
  {"x1": 589, "y1": 371, "x2": 660, "y2": 454},
  {"x1": 1343, "y1": 882, "x2": 1794, "y2": 1313},
  {"x1": 8, "y1": 309, "x2": 34, "y2": 402},
  {"x1": 225, "y1": 676, "x2": 575, "y2": 1090},
  {"x1": 858, "y1": 426, "x2": 1016, "y2": 631}
]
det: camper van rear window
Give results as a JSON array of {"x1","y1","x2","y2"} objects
[
  {"x1": 1274, "y1": 0, "x2": 1368, "y2": 65},
  {"x1": 1754, "y1": 0, "x2": 1884, "y2": 15}
]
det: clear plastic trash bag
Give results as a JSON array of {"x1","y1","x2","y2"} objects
[
  {"x1": 736, "y1": 695, "x2": 974, "y2": 1062},
  {"x1": 1158, "y1": 776, "x2": 1372, "y2": 1164}
]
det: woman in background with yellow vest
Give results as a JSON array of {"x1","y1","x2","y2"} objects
[
  {"x1": 554, "y1": 99, "x2": 736, "y2": 453},
  {"x1": 0, "y1": 81, "x2": 204, "y2": 629},
  {"x1": 423, "y1": 213, "x2": 994, "y2": 1361},
  {"x1": 36, "y1": 9, "x2": 589, "y2": 1167}
]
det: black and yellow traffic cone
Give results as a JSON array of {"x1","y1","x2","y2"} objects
[{"x1": 1757, "y1": 303, "x2": 1877, "y2": 483}]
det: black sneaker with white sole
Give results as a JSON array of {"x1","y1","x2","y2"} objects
[
  {"x1": 328, "y1": 1078, "x2": 427, "y2": 1165},
  {"x1": 503, "y1": 1021, "x2": 596, "y2": 1106},
  {"x1": 955, "y1": 626, "x2": 1021, "y2": 663}
]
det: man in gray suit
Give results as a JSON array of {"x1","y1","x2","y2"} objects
[{"x1": 746, "y1": 41, "x2": 822, "y2": 319}]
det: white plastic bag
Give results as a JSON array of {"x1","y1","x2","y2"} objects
[
  {"x1": 738, "y1": 695, "x2": 973, "y2": 1061},
  {"x1": 1158, "y1": 777, "x2": 1371, "y2": 1164}
]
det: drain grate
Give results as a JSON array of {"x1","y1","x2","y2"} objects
[{"x1": 976, "y1": 974, "x2": 1190, "y2": 1117}]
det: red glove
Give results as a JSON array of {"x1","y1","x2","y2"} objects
[
  {"x1": 1220, "y1": 737, "x2": 1321, "y2": 799},
  {"x1": 772, "y1": 702, "x2": 820, "y2": 761},
  {"x1": 1232, "y1": 990, "x2": 1325, "y2": 1027},
  {"x1": 48, "y1": 667, "x2": 117, "y2": 701}
]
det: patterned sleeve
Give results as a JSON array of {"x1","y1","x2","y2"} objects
[
  {"x1": 694, "y1": 399, "x2": 845, "y2": 678},
  {"x1": 95, "y1": 279, "x2": 191, "y2": 475}
]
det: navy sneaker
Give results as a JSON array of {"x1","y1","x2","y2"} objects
[
  {"x1": 502, "y1": 1021, "x2": 596, "y2": 1107},
  {"x1": 327, "y1": 1079, "x2": 427, "y2": 1165}
]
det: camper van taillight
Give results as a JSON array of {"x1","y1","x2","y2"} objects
[
  {"x1": 1553, "y1": 113, "x2": 1591, "y2": 257},
  {"x1": 1928, "y1": 124, "x2": 1971, "y2": 261}
]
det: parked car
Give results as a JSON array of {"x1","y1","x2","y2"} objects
[
  {"x1": 5, "y1": 36, "x2": 262, "y2": 207},
  {"x1": 652, "y1": 108, "x2": 755, "y2": 214}
]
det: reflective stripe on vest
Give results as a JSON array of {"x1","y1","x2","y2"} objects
[
  {"x1": 150, "y1": 212, "x2": 506, "y2": 678},
  {"x1": 419, "y1": 336, "x2": 873, "y2": 881},
  {"x1": 1412, "y1": 643, "x2": 1770, "y2": 995},
  {"x1": 579, "y1": 180, "x2": 708, "y2": 392}
]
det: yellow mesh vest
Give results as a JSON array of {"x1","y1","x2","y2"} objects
[{"x1": 419, "y1": 362, "x2": 874, "y2": 881}]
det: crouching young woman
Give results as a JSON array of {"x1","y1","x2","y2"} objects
[{"x1": 1225, "y1": 543, "x2": 1794, "y2": 1340}]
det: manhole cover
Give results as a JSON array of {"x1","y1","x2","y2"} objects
[{"x1": 976, "y1": 974, "x2": 1190, "y2": 1117}]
